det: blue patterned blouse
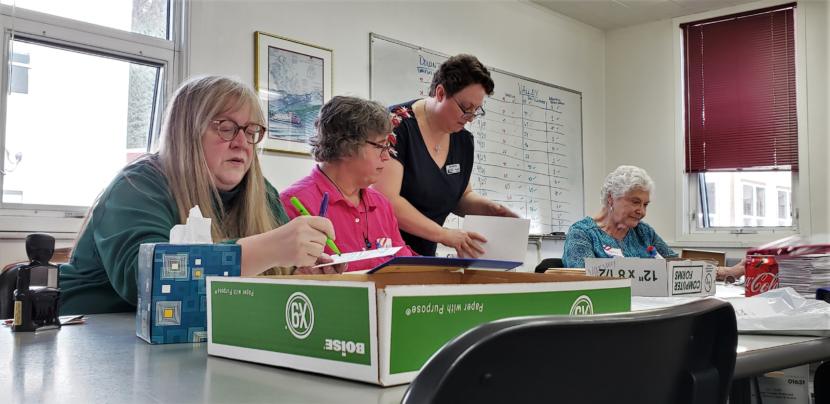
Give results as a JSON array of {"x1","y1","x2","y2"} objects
[{"x1": 562, "y1": 216, "x2": 677, "y2": 268}]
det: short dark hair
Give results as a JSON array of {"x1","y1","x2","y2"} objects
[
  {"x1": 428, "y1": 54, "x2": 494, "y2": 97},
  {"x1": 311, "y1": 96, "x2": 391, "y2": 162}
]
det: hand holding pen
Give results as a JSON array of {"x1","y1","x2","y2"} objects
[
  {"x1": 263, "y1": 213, "x2": 333, "y2": 269},
  {"x1": 290, "y1": 195, "x2": 342, "y2": 255}
]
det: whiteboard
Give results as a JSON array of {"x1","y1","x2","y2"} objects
[{"x1": 370, "y1": 34, "x2": 584, "y2": 235}]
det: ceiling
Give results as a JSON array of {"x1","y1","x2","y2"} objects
[{"x1": 532, "y1": 0, "x2": 765, "y2": 30}]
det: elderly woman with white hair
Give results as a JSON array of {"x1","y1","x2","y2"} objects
[
  {"x1": 563, "y1": 166, "x2": 746, "y2": 280},
  {"x1": 563, "y1": 165, "x2": 675, "y2": 268}
]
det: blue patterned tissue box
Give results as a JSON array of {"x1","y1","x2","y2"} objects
[{"x1": 136, "y1": 243, "x2": 240, "y2": 344}]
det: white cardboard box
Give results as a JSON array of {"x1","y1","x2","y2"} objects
[{"x1": 585, "y1": 258, "x2": 717, "y2": 297}]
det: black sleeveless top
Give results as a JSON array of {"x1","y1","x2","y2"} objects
[{"x1": 389, "y1": 100, "x2": 474, "y2": 256}]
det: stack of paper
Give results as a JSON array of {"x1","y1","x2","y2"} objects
[
  {"x1": 776, "y1": 254, "x2": 830, "y2": 299},
  {"x1": 312, "y1": 247, "x2": 401, "y2": 268},
  {"x1": 461, "y1": 215, "x2": 531, "y2": 262}
]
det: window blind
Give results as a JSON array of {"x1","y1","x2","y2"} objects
[{"x1": 682, "y1": 4, "x2": 797, "y2": 172}]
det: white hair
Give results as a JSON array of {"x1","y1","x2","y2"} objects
[{"x1": 600, "y1": 165, "x2": 655, "y2": 207}]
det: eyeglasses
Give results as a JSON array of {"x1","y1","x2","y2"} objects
[
  {"x1": 365, "y1": 140, "x2": 397, "y2": 157},
  {"x1": 211, "y1": 119, "x2": 266, "y2": 144},
  {"x1": 451, "y1": 97, "x2": 486, "y2": 120}
]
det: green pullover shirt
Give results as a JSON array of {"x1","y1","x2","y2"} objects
[{"x1": 59, "y1": 156, "x2": 288, "y2": 314}]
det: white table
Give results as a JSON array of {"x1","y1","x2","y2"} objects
[
  {"x1": 2, "y1": 313, "x2": 405, "y2": 404},
  {"x1": 4, "y1": 312, "x2": 829, "y2": 404}
]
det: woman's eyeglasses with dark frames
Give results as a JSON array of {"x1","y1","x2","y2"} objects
[
  {"x1": 211, "y1": 119, "x2": 266, "y2": 144},
  {"x1": 451, "y1": 97, "x2": 486, "y2": 120}
]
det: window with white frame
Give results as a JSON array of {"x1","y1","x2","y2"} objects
[
  {"x1": 741, "y1": 182, "x2": 766, "y2": 227},
  {"x1": 0, "y1": 0, "x2": 169, "y2": 38},
  {"x1": 696, "y1": 171, "x2": 793, "y2": 229},
  {"x1": 682, "y1": 4, "x2": 798, "y2": 233},
  {"x1": 777, "y1": 188, "x2": 791, "y2": 226},
  {"x1": 704, "y1": 181, "x2": 715, "y2": 224},
  {"x1": 0, "y1": 1, "x2": 180, "y2": 231},
  {"x1": 9, "y1": 50, "x2": 28, "y2": 94}
]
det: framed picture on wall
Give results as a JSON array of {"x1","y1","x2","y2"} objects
[{"x1": 254, "y1": 31, "x2": 332, "y2": 154}]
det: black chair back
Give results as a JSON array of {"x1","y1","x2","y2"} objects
[
  {"x1": 403, "y1": 298, "x2": 737, "y2": 404},
  {"x1": 534, "y1": 257, "x2": 564, "y2": 273}
]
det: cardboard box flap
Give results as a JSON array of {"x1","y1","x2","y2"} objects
[
  {"x1": 368, "y1": 256, "x2": 522, "y2": 274},
  {"x1": 250, "y1": 268, "x2": 610, "y2": 290},
  {"x1": 354, "y1": 270, "x2": 618, "y2": 290},
  {"x1": 464, "y1": 269, "x2": 611, "y2": 284},
  {"x1": 681, "y1": 249, "x2": 726, "y2": 266}
]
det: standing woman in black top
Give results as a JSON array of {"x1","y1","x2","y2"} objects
[{"x1": 375, "y1": 54, "x2": 517, "y2": 257}]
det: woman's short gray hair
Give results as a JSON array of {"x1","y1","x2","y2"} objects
[
  {"x1": 311, "y1": 96, "x2": 392, "y2": 162},
  {"x1": 600, "y1": 165, "x2": 655, "y2": 207}
]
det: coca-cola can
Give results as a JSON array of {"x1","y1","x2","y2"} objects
[{"x1": 745, "y1": 255, "x2": 779, "y2": 297}]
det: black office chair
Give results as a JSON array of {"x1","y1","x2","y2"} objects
[
  {"x1": 533, "y1": 257, "x2": 564, "y2": 273},
  {"x1": 402, "y1": 298, "x2": 737, "y2": 404}
]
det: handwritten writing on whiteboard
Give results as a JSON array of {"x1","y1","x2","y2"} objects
[
  {"x1": 370, "y1": 33, "x2": 584, "y2": 235},
  {"x1": 467, "y1": 78, "x2": 583, "y2": 234}
]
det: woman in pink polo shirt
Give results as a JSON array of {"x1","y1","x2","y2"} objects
[{"x1": 280, "y1": 96, "x2": 415, "y2": 271}]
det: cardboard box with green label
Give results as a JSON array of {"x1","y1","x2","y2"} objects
[{"x1": 207, "y1": 265, "x2": 631, "y2": 386}]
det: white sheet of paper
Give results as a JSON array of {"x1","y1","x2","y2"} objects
[
  {"x1": 462, "y1": 215, "x2": 530, "y2": 262},
  {"x1": 312, "y1": 246, "x2": 401, "y2": 268}
]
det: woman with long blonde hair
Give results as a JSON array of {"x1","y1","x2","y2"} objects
[{"x1": 60, "y1": 75, "x2": 340, "y2": 315}]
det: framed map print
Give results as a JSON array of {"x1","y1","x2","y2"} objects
[{"x1": 255, "y1": 31, "x2": 332, "y2": 154}]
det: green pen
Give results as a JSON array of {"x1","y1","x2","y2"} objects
[{"x1": 289, "y1": 196, "x2": 342, "y2": 255}]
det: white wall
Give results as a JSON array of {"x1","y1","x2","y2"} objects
[
  {"x1": 605, "y1": 18, "x2": 676, "y2": 238},
  {"x1": 605, "y1": 0, "x2": 829, "y2": 253},
  {"x1": 6, "y1": 1, "x2": 820, "y2": 267},
  {"x1": 803, "y1": 0, "x2": 830, "y2": 237},
  {"x1": 188, "y1": 0, "x2": 608, "y2": 267}
]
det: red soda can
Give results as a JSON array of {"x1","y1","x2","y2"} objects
[{"x1": 744, "y1": 255, "x2": 780, "y2": 297}]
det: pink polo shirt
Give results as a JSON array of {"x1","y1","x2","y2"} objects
[{"x1": 280, "y1": 166, "x2": 415, "y2": 271}]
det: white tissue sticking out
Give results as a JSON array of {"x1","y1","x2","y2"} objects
[{"x1": 169, "y1": 205, "x2": 213, "y2": 244}]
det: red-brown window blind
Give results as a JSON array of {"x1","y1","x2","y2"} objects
[{"x1": 682, "y1": 4, "x2": 797, "y2": 173}]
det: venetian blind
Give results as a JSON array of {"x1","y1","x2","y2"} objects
[{"x1": 682, "y1": 3, "x2": 797, "y2": 172}]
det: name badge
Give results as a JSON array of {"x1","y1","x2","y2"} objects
[
  {"x1": 446, "y1": 164, "x2": 461, "y2": 175},
  {"x1": 603, "y1": 245, "x2": 624, "y2": 257},
  {"x1": 376, "y1": 237, "x2": 393, "y2": 249}
]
